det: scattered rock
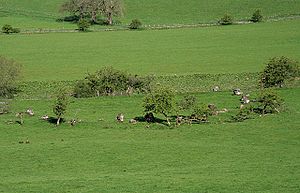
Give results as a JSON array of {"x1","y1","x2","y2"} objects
[{"x1": 116, "y1": 113, "x2": 124, "y2": 122}]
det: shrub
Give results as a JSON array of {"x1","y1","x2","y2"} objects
[
  {"x1": 73, "y1": 67, "x2": 152, "y2": 97},
  {"x1": 255, "y1": 89, "x2": 284, "y2": 115},
  {"x1": 0, "y1": 56, "x2": 22, "y2": 98},
  {"x1": 192, "y1": 103, "x2": 210, "y2": 120},
  {"x1": 261, "y1": 56, "x2": 299, "y2": 88},
  {"x1": 77, "y1": 18, "x2": 90, "y2": 31},
  {"x1": 129, "y1": 19, "x2": 142, "y2": 29},
  {"x1": 218, "y1": 14, "x2": 233, "y2": 25},
  {"x1": 2, "y1": 24, "x2": 20, "y2": 34},
  {"x1": 250, "y1": 9, "x2": 263, "y2": 22},
  {"x1": 178, "y1": 95, "x2": 197, "y2": 111},
  {"x1": 143, "y1": 84, "x2": 175, "y2": 125},
  {"x1": 231, "y1": 105, "x2": 254, "y2": 122}
]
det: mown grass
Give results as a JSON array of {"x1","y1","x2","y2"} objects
[
  {"x1": 1, "y1": 20, "x2": 300, "y2": 82},
  {"x1": 0, "y1": 88, "x2": 299, "y2": 192},
  {"x1": 1, "y1": 0, "x2": 300, "y2": 29}
]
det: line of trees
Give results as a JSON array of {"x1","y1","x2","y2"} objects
[{"x1": 60, "y1": 0, "x2": 124, "y2": 25}]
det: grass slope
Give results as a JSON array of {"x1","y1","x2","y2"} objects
[
  {"x1": 0, "y1": 0, "x2": 300, "y2": 29},
  {"x1": 0, "y1": 20, "x2": 299, "y2": 81},
  {"x1": 0, "y1": 88, "x2": 299, "y2": 192}
]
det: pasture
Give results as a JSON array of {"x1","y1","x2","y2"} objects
[
  {"x1": 1, "y1": 0, "x2": 300, "y2": 29},
  {"x1": 0, "y1": 88, "x2": 300, "y2": 192},
  {"x1": 0, "y1": 0, "x2": 300, "y2": 192},
  {"x1": 0, "y1": 20, "x2": 300, "y2": 81}
]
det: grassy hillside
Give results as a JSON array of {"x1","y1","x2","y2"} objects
[
  {"x1": 0, "y1": 20, "x2": 299, "y2": 81},
  {"x1": 0, "y1": 88, "x2": 299, "y2": 192},
  {"x1": 0, "y1": 0, "x2": 300, "y2": 29}
]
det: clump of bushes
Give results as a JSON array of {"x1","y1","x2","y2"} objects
[
  {"x1": 74, "y1": 67, "x2": 153, "y2": 97},
  {"x1": 129, "y1": 19, "x2": 142, "y2": 29},
  {"x1": 261, "y1": 56, "x2": 299, "y2": 88},
  {"x1": 250, "y1": 9, "x2": 263, "y2": 23},
  {"x1": 0, "y1": 56, "x2": 22, "y2": 98},
  {"x1": 2, "y1": 24, "x2": 20, "y2": 34},
  {"x1": 218, "y1": 14, "x2": 233, "y2": 25}
]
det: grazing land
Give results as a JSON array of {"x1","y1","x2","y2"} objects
[
  {"x1": 1, "y1": 0, "x2": 300, "y2": 29},
  {"x1": 0, "y1": 0, "x2": 300, "y2": 192},
  {"x1": 0, "y1": 89, "x2": 300, "y2": 192},
  {"x1": 0, "y1": 20, "x2": 300, "y2": 81}
]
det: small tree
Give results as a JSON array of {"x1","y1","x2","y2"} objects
[
  {"x1": 129, "y1": 19, "x2": 142, "y2": 29},
  {"x1": 261, "y1": 56, "x2": 299, "y2": 88},
  {"x1": 53, "y1": 89, "x2": 70, "y2": 125},
  {"x1": 143, "y1": 84, "x2": 175, "y2": 125},
  {"x1": 256, "y1": 89, "x2": 284, "y2": 115},
  {"x1": 218, "y1": 14, "x2": 233, "y2": 25},
  {"x1": 77, "y1": 18, "x2": 91, "y2": 31},
  {"x1": 250, "y1": 9, "x2": 263, "y2": 22},
  {"x1": 0, "y1": 56, "x2": 22, "y2": 98}
]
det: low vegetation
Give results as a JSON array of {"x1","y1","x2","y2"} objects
[{"x1": 261, "y1": 56, "x2": 299, "y2": 88}]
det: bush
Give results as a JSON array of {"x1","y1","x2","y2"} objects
[
  {"x1": 77, "y1": 18, "x2": 90, "y2": 31},
  {"x1": 178, "y1": 95, "x2": 197, "y2": 111},
  {"x1": 129, "y1": 19, "x2": 142, "y2": 29},
  {"x1": 73, "y1": 67, "x2": 152, "y2": 97},
  {"x1": 192, "y1": 103, "x2": 210, "y2": 120},
  {"x1": 250, "y1": 9, "x2": 263, "y2": 22},
  {"x1": 143, "y1": 84, "x2": 175, "y2": 125},
  {"x1": 2, "y1": 24, "x2": 20, "y2": 34},
  {"x1": 0, "y1": 56, "x2": 22, "y2": 98},
  {"x1": 261, "y1": 56, "x2": 299, "y2": 88},
  {"x1": 231, "y1": 105, "x2": 254, "y2": 122},
  {"x1": 255, "y1": 89, "x2": 284, "y2": 115},
  {"x1": 218, "y1": 14, "x2": 233, "y2": 25}
]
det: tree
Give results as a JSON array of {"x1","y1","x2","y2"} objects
[
  {"x1": 53, "y1": 89, "x2": 70, "y2": 125},
  {"x1": 143, "y1": 84, "x2": 175, "y2": 125},
  {"x1": 256, "y1": 89, "x2": 284, "y2": 115},
  {"x1": 60, "y1": 0, "x2": 124, "y2": 25},
  {"x1": 0, "y1": 56, "x2": 22, "y2": 98},
  {"x1": 2, "y1": 24, "x2": 20, "y2": 34},
  {"x1": 261, "y1": 56, "x2": 299, "y2": 88},
  {"x1": 102, "y1": 0, "x2": 124, "y2": 25}
]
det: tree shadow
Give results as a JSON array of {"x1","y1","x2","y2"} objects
[{"x1": 47, "y1": 117, "x2": 65, "y2": 125}]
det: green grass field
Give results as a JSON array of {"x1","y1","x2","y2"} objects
[
  {"x1": 1, "y1": 0, "x2": 300, "y2": 29},
  {"x1": 0, "y1": 20, "x2": 300, "y2": 81},
  {"x1": 1, "y1": 1, "x2": 300, "y2": 192},
  {"x1": 0, "y1": 89, "x2": 299, "y2": 192}
]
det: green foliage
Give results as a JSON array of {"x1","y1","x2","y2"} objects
[
  {"x1": 256, "y1": 89, "x2": 284, "y2": 115},
  {"x1": 231, "y1": 105, "x2": 254, "y2": 122},
  {"x1": 1, "y1": 24, "x2": 20, "y2": 34},
  {"x1": 129, "y1": 19, "x2": 142, "y2": 29},
  {"x1": 53, "y1": 88, "x2": 70, "y2": 125},
  {"x1": 250, "y1": 9, "x2": 263, "y2": 22},
  {"x1": 218, "y1": 13, "x2": 233, "y2": 25},
  {"x1": 77, "y1": 18, "x2": 90, "y2": 31},
  {"x1": 74, "y1": 67, "x2": 152, "y2": 97},
  {"x1": 143, "y1": 84, "x2": 175, "y2": 120},
  {"x1": 192, "y1": 103, "x2": 210, "y2": 120},
  {"x1": 261, "y1": 56, "x2": 299, "y2": 88},
  {"x1": 178, "y1": 95, "x2": 197, "y2": 111},
  {"x1": 0, "y1": 56, "x2": 22, "y2": 98}
]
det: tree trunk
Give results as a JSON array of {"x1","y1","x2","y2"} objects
[
  {"x1": 107, "y1": 12, "x2": 113, "y2": 25},
  {"x1": 57, "y1": 117, "x2": 61, "y2": 126}
]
